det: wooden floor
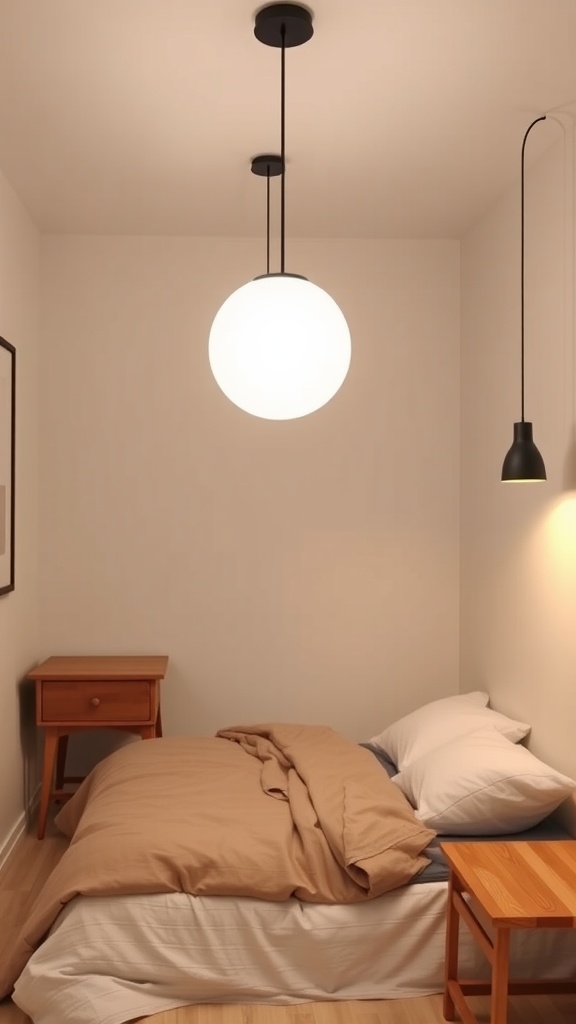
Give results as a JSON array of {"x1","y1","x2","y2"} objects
[{"x1": 0, "y1": 816, "x2": 575, "y2": 1024}]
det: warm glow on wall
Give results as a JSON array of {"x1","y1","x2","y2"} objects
[
  {"x1": 541, "y1": 496, "x2": 576, "y2": 567},
  {"x1": 518, "y1": 497, "x2": 573, "y2": 655},
  {"x1": 529, "y1": 496, "x2": 576, "y2": 639}
]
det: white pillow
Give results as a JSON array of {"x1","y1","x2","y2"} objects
[
  {"x1": 393, "y1": 728, "x2": 576, "y2": 835},
  {"x1": 368, "y1": 691, "x2": 530, "y2": 770}
]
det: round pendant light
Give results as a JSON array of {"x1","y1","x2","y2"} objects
[
  {"x1": 209, "y1": 4, "x2": 351, "y2": 420},
  {"x1": 501, "y1": 116, "x2": 547, "y2": 483},
  {"x1": 210, "y1": 272, "x2": 351, "y2": 420}
]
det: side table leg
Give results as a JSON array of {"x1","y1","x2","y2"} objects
[
  {"x1": 443, "y1": 871, "x2": 460, "y2": 1020},
  {"x1": 55, "y1": 735, "x2": 69, "y2": 790},
  {"x1": 491, "y1": 928, "x2": 510, "y2": 1024},
  {"x1": 37, "y1": 730, "x2": 59, "y2": 839}
]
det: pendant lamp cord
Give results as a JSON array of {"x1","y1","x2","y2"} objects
[
  {"x1": 280, "y1": 23, "x2": 286, "y2": 274},
  {"x1": 266, "y1": 163, "x2": 271, "y2": 275},
  {"x1": 520, "y1": 115, "x2": 546, "y2": 422}
]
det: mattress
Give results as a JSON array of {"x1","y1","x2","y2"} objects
[{"x1": 13, "y1": 876, "x2": 576, "y2": 1024}]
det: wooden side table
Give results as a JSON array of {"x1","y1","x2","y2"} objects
[
  {"x1": 441, "y1": 840, "x2": 576, "y2": 1024},
  {"x1": 29, "y1": 655, "x2": 169, "y2": 839}
]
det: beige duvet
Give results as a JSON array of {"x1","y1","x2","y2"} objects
[{"x1": 0, "y1": 722, "x2": 434, "y2": 997}]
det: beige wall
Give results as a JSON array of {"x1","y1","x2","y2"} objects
[
  {"x1": 38, "y1": 235, "x2": 460, "y2": 767},
  {"x1": 0, "y1": 9, "x2": 573, "y2": 864},
  {"x1": 2, "y1": 114, "x2": 574, "y2": 849},
  {"x1": 0, "y1": 171, "x2": 40, "y2": 858},
  {"x1": 460, "y1": 126, "x2": 576, "y2": 779},
  {"x1": 4, "y1": 119, "x2": 574, "y2": 850}
]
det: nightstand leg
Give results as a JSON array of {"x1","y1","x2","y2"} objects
[
  {"x1": 55, "y1": 735, "x2": 69, "y2": 789},
  {"x1": 443, "y1": 871, "x2": 459, "y2": 1020},
  {"x1": 155, "y1": 704, "x2": 163, "y2": 737},
  {"x1": 491, "y1": 928, "x2": 510, "y2": 1024},
  {"x1": 38, "y1": 730, "x2": 59, "y2": 839}
]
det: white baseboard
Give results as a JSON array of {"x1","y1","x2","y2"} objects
[{"x1": 0, "y1": 784, "x2": 42, "y2": 873}]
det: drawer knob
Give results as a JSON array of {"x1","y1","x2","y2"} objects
[{"x1": 90, "y1": 697, "x2": 101, "y2": 707}]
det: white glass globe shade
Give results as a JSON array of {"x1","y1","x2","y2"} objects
[{"x1": 209, "y1": 274, "x2": 351, "y2": 420}]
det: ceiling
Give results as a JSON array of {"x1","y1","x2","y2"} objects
[{"x1": 0, "y1": 0, "x2": 574, "y2": 239}]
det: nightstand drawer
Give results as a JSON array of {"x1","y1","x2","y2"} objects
[{"x1": 41, "y1": 680, "x2": 152, "y2": 723}]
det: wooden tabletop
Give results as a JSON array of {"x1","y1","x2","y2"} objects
[
  {"x1": 27, "y1": 655, "x2": 169, "y2": 681},
  {"x1": 441, "y1": 840, "x2": 576, "y2": 928}
]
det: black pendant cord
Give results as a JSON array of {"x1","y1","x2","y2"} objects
[
  {"x1": 251, "y1": 154, "x2": 282, "y2": 273},
  {"x1": 254, "y1": 4, "x2": 313, "y2": 277},
  {"x1": 520, "y1": 115, "x2": 546, "y2": 422},
  {"x1": 280, "y1": 24, "x2": 286, "y2": 274},
  {"x1": 266, "y1": 164, "x2": 271, "y2": 275}
]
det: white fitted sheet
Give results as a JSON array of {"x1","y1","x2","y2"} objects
[{"x1": 13, "y1": 881, "x2": 576, "y2": 1024}]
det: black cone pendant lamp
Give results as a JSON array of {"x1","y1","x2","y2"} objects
[
  {"x1": 501, "y1": 116, "x2": 547, "y2": 483},
  {"x1": 209, "y1": 4, "x2": 351, "y2": 420}
]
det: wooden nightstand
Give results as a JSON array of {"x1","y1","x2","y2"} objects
[
  {"x1": 29, "y1": 655, "x2": 169, "y2": 839},
  {"x1": 441, "y1": 840, "x2": 576, "y2": 1024}
]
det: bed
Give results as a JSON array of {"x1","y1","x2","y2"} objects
[{"x1": 5, "y1": 692, "x2": 576, "y2": 1024}]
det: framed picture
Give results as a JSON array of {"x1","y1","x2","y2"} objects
[{"x1": 0, "y1": 336, "x2": 15, "y2": 596}]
